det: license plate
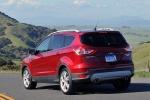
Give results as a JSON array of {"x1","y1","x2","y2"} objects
[{"x1": 105, "y1": 55, "x2": 117, "y2": 62}]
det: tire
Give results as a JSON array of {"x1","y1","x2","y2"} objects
[
  {"x1": 59, "y1": 68, "x2": 77, "y2": 95},
  {"x1": 22, "y1": 67, "x2": 37, "y2": 89},
  {"x1": 113, "y1": 77, "x2": 131, "y2": 90}
]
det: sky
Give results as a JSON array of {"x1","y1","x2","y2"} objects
[{"x1": 0, "y1": 0, "x2": 150, "y2": 26}]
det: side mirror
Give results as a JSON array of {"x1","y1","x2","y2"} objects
[
  {"x1": 28, "y1": 49, "x2": 39, "y2": 55},
  {"x1": 28, "y1": 49, "x2": 35, "y2": 55},
  {"x1": 34, "y1": 50, "x2": 39, "y2": 55}
]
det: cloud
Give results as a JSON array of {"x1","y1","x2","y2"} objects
[
  {"x1": 95, "y1": 4, "x2": 108, "y2": 8},
  {"x1": 1, "y1": 0, "x2": 41, "y2": 7},
  {"x1": 0, "y1": 0, "x2": 45, "y2": 19},
  {"x1": 2, "y1": 0, "x2": 16, "y2": 5},
  {"x1": 73, "y1": 0, "x2": 86, "y2": 6},
  {"x1": 17, "y1": 0, "x2": 41, "y2": 6}
]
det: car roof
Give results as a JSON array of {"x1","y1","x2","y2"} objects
[{"x1": 48, "y1": 28, "x2": 119, "y2": 36}]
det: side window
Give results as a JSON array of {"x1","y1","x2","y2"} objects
[
  {"x1": 51, "y1": 35, "x2": 64, "y2": 50},
  {"x1": 36, "y1": 37, "x2": 51, "y2": 53},
  {"x1": 64, "y1": 36, "x2": 75, "y2": 47}
]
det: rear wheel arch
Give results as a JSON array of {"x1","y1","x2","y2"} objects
[
  {"x1": 58, "y1": 64, "x2": 71, "y2": 77},
  {"x1": 58, "y1": 56, "x2": 74, "y2": 77}
]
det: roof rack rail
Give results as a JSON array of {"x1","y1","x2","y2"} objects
[
  {"x1": 48, "y1": 29, "x2": 80, "y2": 36},
  {"x1": 57, "y1": 29, "x2": 79, "y2": 32},
  {"x1": 97, "y1": 28, "x2": 115, "y2": 31}
]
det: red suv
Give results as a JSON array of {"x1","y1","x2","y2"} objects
[{"x1": 22, "y1": 28, "x2": 134, "y2": 95}]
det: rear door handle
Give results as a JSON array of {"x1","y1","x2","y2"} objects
[
  {"x1": 37, "y1": 54, "x2": 44, "y2": 59},
  {"x1": 41, "y1": 56, "x2": 44, "y2": 59},
  {"x1": 41, "y1": 55, "x2": 44, "y2": 59},
  {"x1": 57, "y1": 52, "x2": 59, "y2": 56}
]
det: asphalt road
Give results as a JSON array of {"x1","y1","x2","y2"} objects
[{"x1": 0, "y1": 73, "x2": 150, "y2": 100}]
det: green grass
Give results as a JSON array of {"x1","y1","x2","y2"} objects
[
  {"x1": 133, "y1": 43, "x2": 150, "y2": 71},
  {"x1": 4, "y1": 25, "x2": 28, "y2": 47},
  {"x1": 13, "y1": 60, "x2": 22, "y2": 65},
  {"x1": 134, "y1": 71, "x2": 150, "y2": 78},
  {"x1": 0, "y1": 70, "x2": 20, "y2": 73}
]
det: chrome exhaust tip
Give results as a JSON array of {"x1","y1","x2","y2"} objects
[
  {"x1": 93, "y1": 78, "x2": 99, "y2": 84},
  {"x1": 124, "y1": 76, "x2": 129, "y2": 80}
]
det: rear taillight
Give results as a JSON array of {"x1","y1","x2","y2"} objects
[
  {"x1": 124, "y1": 45, "x2": 132, "y2": 52},
  {"x1": 73, "y1": 47, "x2": 94, "y2": 55},
  {"x1": 124, "y1": 45, "x2": 132, "y2": 57}
]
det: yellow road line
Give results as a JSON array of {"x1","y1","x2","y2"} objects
[
  {"x1": 0, "y1": 97, "x2": 5, "y2": 100},
  {"x1": 0, "y1": 94, "x2": 14, "y2": 100}
]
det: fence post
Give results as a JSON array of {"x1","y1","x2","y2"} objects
[{"x1": 148, "y1": 60, "x2": 150, "y2": 72}]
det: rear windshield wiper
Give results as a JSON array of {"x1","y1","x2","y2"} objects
[{"x1": 108, "y1": 43, "x2": 121, "y2": 46}]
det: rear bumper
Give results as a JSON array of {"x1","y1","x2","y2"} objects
[
  {"x1": 90, "y1": 71, "x2": 131, "y2": 82},
  {"x1": 72, "y1": 67, "x2": 134, "y2": 84}
]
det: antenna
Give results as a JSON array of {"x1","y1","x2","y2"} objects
[{"x1": 94, "y1": 20, "x2": 99, "y2": 31}]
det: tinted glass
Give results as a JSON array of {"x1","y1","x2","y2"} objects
[
  {"x1": 80, "y1": 32, "x2": 128, "y2": 47},
  {"x1": 37, "y1": 37, "x2": 50, "y2": 53},
  {"x1": 64, "y1": 36, "x2": 75, "y2": 47},
  {"x1": 51, "y1": 35, "x2": 64, "y2": 50}
]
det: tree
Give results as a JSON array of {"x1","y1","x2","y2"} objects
[{"x1": 0, "y1": 58, "x2": 7, "y2": 66}]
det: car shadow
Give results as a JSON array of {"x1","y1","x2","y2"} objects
[
  {"x1": 36, "y1": 85, "x2": 60, "y2": 90},
  {"x1": 76, "y1": 83, "x2": 150, "y2": 95},
  {"x1": 35, "y1": 83, "x2": 150, "y2": 95}
]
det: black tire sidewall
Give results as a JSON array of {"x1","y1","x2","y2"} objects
[
  {"x1": 113, "y1": 78, "x2": 131, "y2": 90},
  {"x1": 59, "y1": 68, "x2": 76, "y2": 95},
  {"x1": 23, "y1": 67, "x2": 37, "y2": 89}
]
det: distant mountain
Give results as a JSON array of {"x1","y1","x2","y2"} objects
[
  {"x1": 18, "y1": 16, "x2": 96, "y2": 26},
  {"x1": 101, "y1": 16, "x2": 150, "y2": 27},
  {"x1": 0, "y1": 11, "x2": 56, "y2": 59},
  {"x1": 18, "y1": 15, "x2": 150, "y2": 27}
]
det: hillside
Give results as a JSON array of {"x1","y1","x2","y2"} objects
[
  {"x1": 0, "y1": 11, "x2": 56, "y2": 59},
  {"x1": 133, "y1": 43, "x2": 150, "y2": 71}
]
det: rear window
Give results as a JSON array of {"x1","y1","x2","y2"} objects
[
  {"x1": 51, "y1": 35, "x2": 64, "y2": 50},
  {"x1": 80, "y1": 32, "x2": 128, "y2": 47},
  {"x1": 64, "y1": 36, "x2": 75, "y2": 47}
]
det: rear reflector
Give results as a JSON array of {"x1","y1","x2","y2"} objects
[{"x1": 78, "y1": 74, "x2": 88, "y2": 78}]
